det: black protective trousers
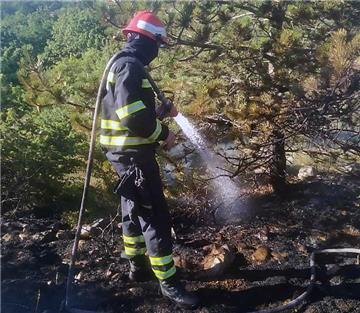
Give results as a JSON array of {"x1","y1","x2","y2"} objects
[{"x1": 106, "y1": 150, "x2": 176, "y2": 280}]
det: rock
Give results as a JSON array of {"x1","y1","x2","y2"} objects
[
  {"x1": 251, "y1": 246, "x2": 271, "y2": 262},
  {"x1": 80, "y1": 224, "x2": 102, "y2": 239},
  {"x1": 80, "y1": 225, "x2": 92, "y2": 239},
  {"x1": 298, "y1": 166, "x2": 316, "y2": 180},
  {"x1": 342, "y1": 225, "x2": 360, "y2": 237},
  {"x1": 56, "y1": 229, "x2": 73, "y2": 240},
  {"x1": 19, "y1": 232, "x2": 31, "y2": 241},
  {"x1": 75, "y1": 272, "x2": 83, "y2": 281},
  {"x1": 201, "y1": 244, "x2": 235, "y2": 277},
  {"x1": 78, "y1": 240, "x2": 86, "y2": 251},
  {"x1": 254, "y1": 167, "x2": 267, "y2": 174},
  {"x1": 2, "y1": 233, "x2": 14, "y2": 242}
]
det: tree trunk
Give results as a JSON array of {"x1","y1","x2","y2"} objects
[{"x1": 270, "y1": 129, "x2": 286, "y2": 194}]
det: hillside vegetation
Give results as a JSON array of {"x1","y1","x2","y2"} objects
[{"x1": 1, "y1": 2, "x2": 360, "y2": 313}]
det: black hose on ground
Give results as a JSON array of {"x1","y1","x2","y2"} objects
[{"x1": 245, "y1": 248, "x2": 360, "y2": 313}]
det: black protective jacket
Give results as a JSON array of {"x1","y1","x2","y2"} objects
[{"x1": 100, "y1": 36, "x2": 169, "y2": 154}]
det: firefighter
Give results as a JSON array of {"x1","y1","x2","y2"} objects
[{"x1": 100, "y1": 11, "x2": 199, "y2": 309}]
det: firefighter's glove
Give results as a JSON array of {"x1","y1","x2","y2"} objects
[
  {"x1": 156, "y1": 99, "x2": 178, "y2": 120},
  {"x1": 162, "y1": 130, "x2": 176, "y2": 151}
]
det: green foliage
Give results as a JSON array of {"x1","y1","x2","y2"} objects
[
  {"x1": 2, "y1": 0, "x2": 359, "y2": 210},
  {"x1": 43, "y1": 7, "x2": 106, "y2": 65},
  {"x1": 1, "y1": 105, "x2": 86, "y2": 210},
  {"x1": 1, "y1": 7, "x2": 55, "y2": 84}
]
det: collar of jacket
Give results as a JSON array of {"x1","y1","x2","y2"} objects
[{"x1": 123, "y1": 35, "x2": 159, "y2": 66}]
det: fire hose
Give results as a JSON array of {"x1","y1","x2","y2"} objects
[
  {"x1": 246, "y1": 248, "x2": 360, "y2": 313},
  {"x1": 63, "y1": 51, "x2": 360, "y2": 312},
  {"x1": 63, "y1": 50, "x2": 123, "y2": 313}
]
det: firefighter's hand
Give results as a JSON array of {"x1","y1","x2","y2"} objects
[
  {"x1": 163, "y1": 130, "x2": 176, "y2": 150},
  {"x1": 166, "y1": 105, "x2": 178, "y2": 118}
]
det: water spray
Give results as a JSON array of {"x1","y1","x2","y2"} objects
[
  {"x1": 145, "y1": 74, "x2": 243, "y2": 212},
  {"x1": 173, "y1": 113, "x2": 241, "y2": 207}
]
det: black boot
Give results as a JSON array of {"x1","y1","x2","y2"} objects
[
  {"x1": 128, "y1": 255, "x2": 154, "y2": 282},
  {"x1": 160, "y1": 276, "x2": 199, "y2": 309}
]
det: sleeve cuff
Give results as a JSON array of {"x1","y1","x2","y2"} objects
[{"x1": 158, "y1": 123, "x2": 169, "y2": 141}]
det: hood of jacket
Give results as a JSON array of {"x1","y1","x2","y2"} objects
[{"x1": 123, "y1": 34, "x2": 159, "y2": 66}]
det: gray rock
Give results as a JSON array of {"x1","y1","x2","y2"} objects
[
  {"x1": 80, "y1": 223, "x2": 103, "y2": 239},
  {"x1": 298, "y1": 166, "x2": 316, "y2": 180},
  {"x1": 80, "y1": 225, "x2": 92, "y2": 239}
]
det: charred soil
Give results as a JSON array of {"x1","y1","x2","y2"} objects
[{"x1": 1, "y1": 173, "x2": 360, "y2": 313}]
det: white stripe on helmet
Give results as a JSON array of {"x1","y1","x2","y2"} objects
[{"x1": 136, "y1": 20, "x2": 166, "y2": 37}]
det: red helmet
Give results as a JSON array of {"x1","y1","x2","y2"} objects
[{"x1": 123, "y1": 11, "x2": 168, "y2": 44}]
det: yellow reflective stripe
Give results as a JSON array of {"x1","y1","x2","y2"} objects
[
  {"x1": 107, "y1": 71, "x2": 115, "y2": 84},
  {"x1": 149, "y1": 254, "x2": 173, "y2": 266},
  {"x1": 142, "y1": 79, "x2": 152, "y2": 88},
  {"x1": 100, "y1": 135, "x2": 154, "y2": 146},
  {"x1": 152, "y1": 266, "x2": 176, "y2": 280},
  {"x1": 101, "y1": 119, "x2": 128, "y2": 131},
  {"x1": 123, "y1": 234, "x2": 145, "y2": 244},
  {"x1": 124, "y1": 246, "x2": 147, "y2": 255},
  {"x1": 147, "y1": 120, "x2": 162, "y2": 142},
  {"x1": 116, "y1": 101, "x2": 146, "y2": 120}
]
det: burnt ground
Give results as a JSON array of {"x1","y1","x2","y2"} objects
[{"x1": 1, "y1": 173, "x2": 360, "y2": 313}]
